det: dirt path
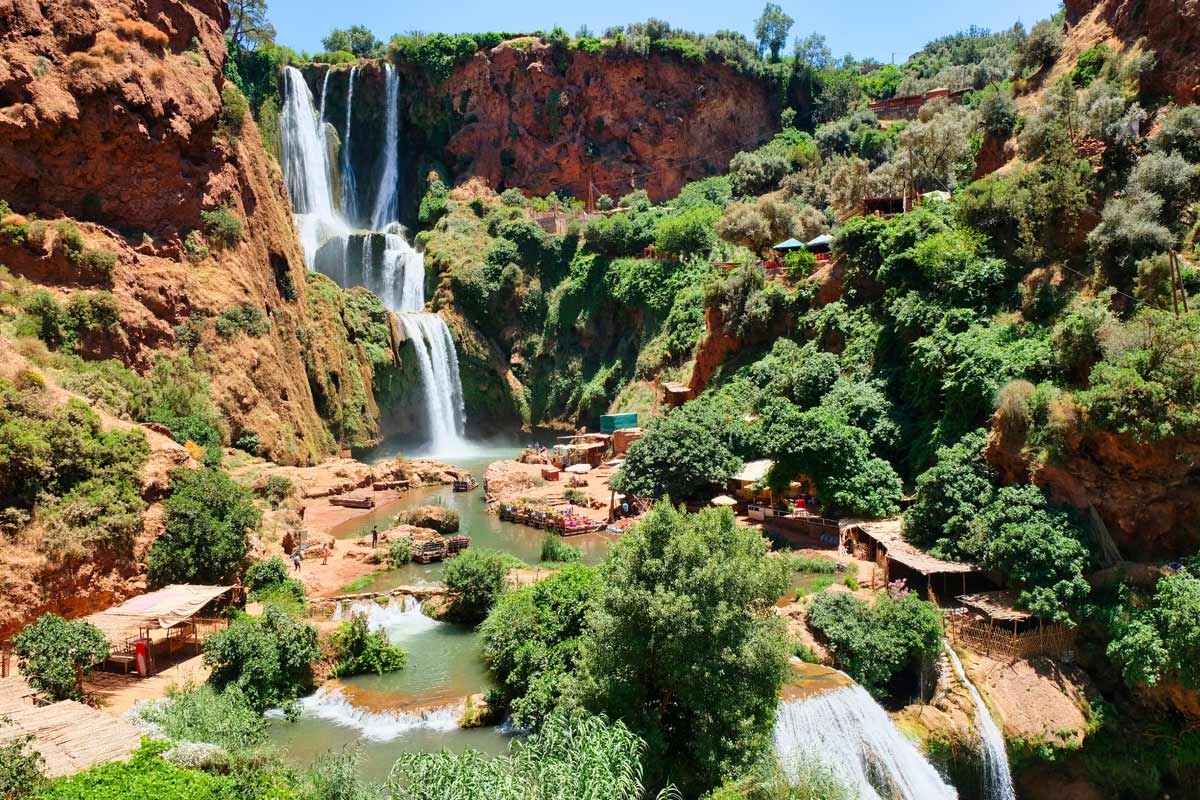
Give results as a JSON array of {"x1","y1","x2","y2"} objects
[{"x1": 84, "y1": 653, "x2": 210, "y2": 716}]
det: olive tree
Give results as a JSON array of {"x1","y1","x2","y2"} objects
[{"x1": 12, "y1": 613, "x2": 109, "y2": 701}]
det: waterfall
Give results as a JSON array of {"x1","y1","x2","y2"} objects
[
  {"x1": 281, "y1": 66, "x2": 348, "y2": 267},
  {"x1": 774, "y1": 684, "x2": 958, "y2": 800},
  {"x1": 944, "y1": 644, "x2": 1016, "y2": 800},
  {"x1": 340, "y1": 595, "x2": 441, "y2": 640},
  {"x1": 399, "y1": 313, "x2": 467, "y2": 451},
  {"x1": 340, "y1": 66, "x2": 358, "y2": 226},
  {"x1": 291, "y1": 686, "x2": 463, "y2": 741},
  {"x1": 369, "y1": 63, "x2": 401, "y2": 231},
  {"x1": 280, "y1": 63, "x2": 469, "y2": 454}
]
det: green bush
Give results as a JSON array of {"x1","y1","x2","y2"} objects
[
  {"x1": 262, "y1": 474, "x2": 292, "y2": 506},
  {"x1": 214, "y1": 303, "x2": 269, "y2": 337},
  {"x1": 386, "y1": 538, "x2": 412, "y2": 567},
  {"x1": 12, "y1": 613, "x2": 109, "y2": 702},
  {"x1": 183, "y1": 230, "x2": 209, "y2": 262},
  {"x1": 37, "y1": 741, "x2": 233, "y2": 800},
  {"x1": 65, "y1": 291, "x2": 119, "y2": 332},
  {"x1": 148, "y1": 468, "x2": 259, "y2": 586},
  {"x1": 653, "y1": 205, "x2": 720, "y2": 259},
  {"x1": 792, "y1": 554, "x2": 841, "y2": 574},
  {"x1": 329, "y1": 615, "x2": 408, "y2": 677},
  {"x1": 203, "y1": 604, "x2": 320, "y2": 712},
  {"x1": 218, "y1": 83, "x2": 248, "y2": 136},
  {"x1": 807, "y1": 589, "x2": 943, "y2": 697},
  {"x1": 200, "y1": 205, "x2": 243, "y2": 249},
  {"x1": 0, "y1": 729, "x2": 44, "y2": 800},
  {"x1": 1108, "y1": 568, "x2": 1200, "y2": 690},
  {"x1": 418, "y1": 177, "x2": 449, "y2": 224},
  {"x1": 443, "y1": 548, "x2": 514, "y2": 623},
  {"x1": 243, "y1": 556, "x2": 305, "y2": 604},
  {"x1": 1072, "y1": 44, "x2": 1108, "y2": 87},
  {"x1": 540, "y1": 535, "x2": 581, "y2": 564},
  {"x1": 130, "y1": 682, "x2": 266, "y2": 751},
  {"x1": 52, "y1": 221, "x2": 84, "y2": 261},
  {"x1": 78, "y1": 248, "x2": 116, "y2": 277}
]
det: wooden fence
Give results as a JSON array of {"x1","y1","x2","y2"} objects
[
  {"x1": 945, "y1": 617, "x2": 1076, "y2": 661},
  {"x1": 1, "y1": 642, "x2": 10, "y2": 678}
]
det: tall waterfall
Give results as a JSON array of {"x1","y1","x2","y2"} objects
[
  {"x1": 340, "y1": 66, "x2": 359, "y2": 226},
  {"x1": 280, "y1": 64, "x2": 468, "y2": 453},
  {"x1": 944, "y1": 644, "x2": 1016, "y2": 800},
  {"x1": 774, "y1": 684, "x2": 958, "y2": 800},
  {"x1": 369, "y1": 63, "x2": 401, "y2": 232}
]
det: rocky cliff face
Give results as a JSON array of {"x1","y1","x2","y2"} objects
[
  {"x1": 0, "y1": 0, "x2": 396, "y2": 464},
  {"x1": 1064, "y1": 0, "x2": 1200, "y2": 104},
  {"x1": 303, "y1": 41, "x2": 777, "y2": 225},
  {"x1": 444, "y1": 40, "x2": 776, "y2": 202}
]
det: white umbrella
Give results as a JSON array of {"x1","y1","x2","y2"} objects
[
  {"x1": 711, "y1": 495, "x2": 738, "y2": 507},
  {"x1": 565, "y1": 463, "x2": 593, "y2": 474}
]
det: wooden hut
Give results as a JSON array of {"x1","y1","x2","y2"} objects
[
  {"x1": 83, "y1": 584, "x2": 232, "y2": 676},
  {"x1": 841, "y1": 519, "x2": 988, "y2": 601},
  {"x1": 947, "y1": 590, "x2": 1077, "y2": 660}
]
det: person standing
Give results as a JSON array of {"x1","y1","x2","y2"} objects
[
  {"x1": 291, "y1": 550, "x2": 302, "y2": 572},
  {"x1": 371, "y1": 525, "x2": 379, "y2": 549}
]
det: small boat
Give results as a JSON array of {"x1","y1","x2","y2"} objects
[
  {"x1": 330, "y1": 493, "x2": 375, "y2": 509},
  {"x1": 446, "y1": 535, "x2": 470, "y2": 553},
  {"x1": 452, "y1": 475, "x2": 478, "y2": 492}
]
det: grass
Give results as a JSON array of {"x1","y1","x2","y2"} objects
[
  {"x1": 791, "y1": 554, "x2": 841, "y2": 574},
  {"x1": 339, "y1": 575, "x2": 375, "y2": 593}
]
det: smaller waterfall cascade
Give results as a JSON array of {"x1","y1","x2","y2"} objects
[
  {"x1": 774, "y1": 683, "x2": 958, "y2": 800},
  {"x1": 334, "y1": 596, "x2": 440, "y2": 640},
  {"x1": 340, "y1": 66, "x2": 359, "y2": 226},
  {"x1": 369, "y1": 63, "x2": 401, "y2": 231},
  {"x1": 944, "y1": 643, "x2": 1016, "y2": 800}
]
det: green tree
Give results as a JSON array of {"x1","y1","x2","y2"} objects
[
  {"x1": 329, "y1": 616, "x2": 408, "y2": 677},
  {"x1": 203, "y1": 604, "x2": 320, "y2": 712},
  {"x1": 753, "y1": 3, "x2": 794, "y2": 62},
  {"x1": 442, "y1": 549, "x2": 513, "y2": 623},
  {"x1": 903, "y1": 429, "x2": 997, "y2": 558},
  {"x1": 36, "y1": 741, "x2": 233, "y2": 800},
  {"x1": 322, "y1": 25, "x2": 381, "y2": 58},
  {"x1": 806, "y1": 590, "x2": 943, "y2": 696},
  {"x1": 1109, "y1": 569, "x2": 1200, "y2": 689},
  {"x1": 612, "y1": 406, "x2": 741, "y2": 500},
  {"x1": 226, "y1": 0, "x2": 275, "y2": 52},
  {"x1": 480, "y1": 564, "x2": 599, "y2": 730},
  {"x1": 12, "y1": 613, "x2": 109, "y2": 702},
  {"x1": 576, "y1": 504, "x2": 791, "y2": 793},
  {"x1": 148, "y1": 468, "x2": 260, "y2": 586}
]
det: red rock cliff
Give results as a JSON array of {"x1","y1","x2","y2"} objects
[
  {"x1": 0, "y1": 0, "x2": 394, "y2": 464},
  {"x1": 444, "y1": 40, "x2": 776, "y2": 201},
  {"x1": 1064, "y1": 0, "x2": 1200, "y2": 104}
]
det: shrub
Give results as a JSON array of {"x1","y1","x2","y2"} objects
[
  {"x1": 329, "y1": 615, "x2": 408, "y2": 677},
  {"x1": 1127, "y1": 152, "x2": 1200, "y2": 221},
  {"x1": 979, "y1": 88, "x2": 1018, "y2": 138},
  {"x1": 1015, "y1": 17, "x2": 1062, "y2": 75},
  {"x1": 792, "y1": 554, "x2": 841, "y2": 574},
  {"x1": 37, "y1": 741, "x2": 233, "y2": 800},
  {"x1": 148, "y1": 468, "x2": 259, "y2": 586},
  {"x1": 653, "y1": 205, "x2": 720, "y2": 258},
  {"x1": 1150, "y1": 104, "x2": 1200, "y2": 163},
  {"x1": 243, "y1": 556, "x2": 305, "y2": 605},
  {"x1": 203, "y1": 604, "x2": 320, "y2": 712},
  {"x1": 443, "y1": 548, "x2": 513, "y2": 623},
  {"x1": 114, "y1": 17, "x2": 170, "y2": 51},
  {"x1": 540, "y1": 535, "x2": 581, "y2": 563},
  {"x1": 388, "y1": 538, "x2": 412, "y2": 567},
  {"x1": 218, "y1": 84, "x2": 248, "y2": 136},
  {"x1": 1072, "y1": 44, "x2": 1108, "y2": 87},
  {"x1": 12, "y1": 613, "x2": 109, "y2": 702},
  {"x1": 1108, "y1": 569, "x2": 1200, "y2": 690},
  {"x1": 807, "y1": 590, "x2": 943, "y2": 697},
  {"x1": 130, "y1": 683, "x2": 267, "y2": 751},
  {"x1": 65, "y1": 291, "x2": 119, "y2": 332},
  {"x1": 418, "y1": 177, "x2": 449, "y2": 224},
  {"x1": 214, "y1": 303, "x2": 269, "y2": 337},
  {"x1": 22, "y1": 289, "x2": 68, "y2": 348},
  {"x1": 0, "y1": 728, "x2": 44, "y2": 800},
  {"x1": 262, "y1": 474, "x2": 293, "y2": 505},
  {"x1": 182, "y1": 230, "x2": 209, "y2": 262},
  {"x1": 1088, "y1": 194, "x2": 1173, "y2": 290},
  {"x1": 200, "y1": 204, "x2": 243, "y2": 249},
  {"x1": 52, "y1": 221, "x2": 84, "y2": 261}
]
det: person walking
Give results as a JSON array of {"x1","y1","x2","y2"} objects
[
  {"x1": 371, "y1": 525, "x2": 379, "y2": 549},
  {"x1": 291, "y1": 550, "x2": 302, "y2": 572}
]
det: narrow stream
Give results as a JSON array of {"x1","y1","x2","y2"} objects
[{"x1": 266, "y1": 439, "x2": 616, "y2": 777}]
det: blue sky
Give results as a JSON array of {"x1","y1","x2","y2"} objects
[{"x1": 267, "y1": 0, "x2": 1061, "y2": 64}]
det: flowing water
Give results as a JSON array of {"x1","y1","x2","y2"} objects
[
  {"x1": 279, "y1": 64, "x2": 467, "y2": 453},
  {"x1": 267, "y1": 445, "x2": 615, "y2": 775},
  {"x1": 944, "y1": 643, "x2": 1016, "y2": 800},
  {"x1": 773, "y1": 676, "x2": 958, "y2": 800}
]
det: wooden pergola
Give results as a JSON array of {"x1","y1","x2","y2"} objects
[{"x1": 947, "y1": 590, "x2": 1076, "y2": 660}]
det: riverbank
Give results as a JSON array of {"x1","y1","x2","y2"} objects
[{"x1": 483, "y1": 459, "x2": 618, "y2": 523}]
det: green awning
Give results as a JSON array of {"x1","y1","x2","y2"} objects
[{"x1": 772, "y1": 238, "x2": 805, "y2": 251}]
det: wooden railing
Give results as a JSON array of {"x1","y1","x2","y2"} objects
[{"x1": 1, "y1": 642, "x2": 10, "y2": 678}]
